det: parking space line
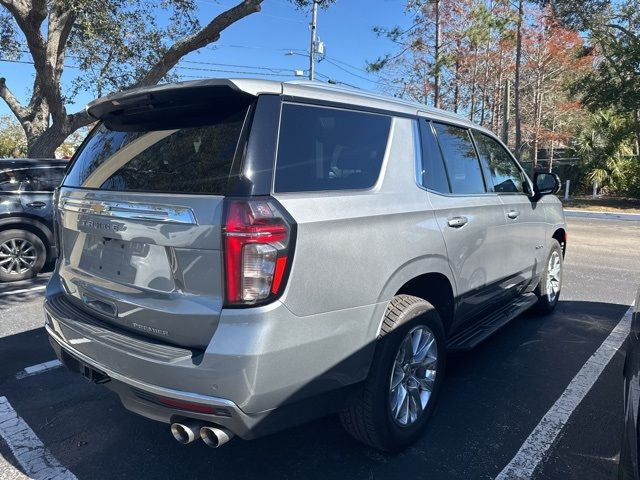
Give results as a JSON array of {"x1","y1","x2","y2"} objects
[
  {"x1": 495, "y1": 305, "x2": 634, "y2": 480},
  {"x1": 0, "y1": 286, "x2": 46, "y2": 298},
  {"x1": 15, "y1": 360, "x2": 62, "y2": 380},
  {"x1": 0, "y1": 455, "x2": 30, "y2": 480},
  {"x1": 0, "y1": 396, "x2": 77, "y2": 480}
]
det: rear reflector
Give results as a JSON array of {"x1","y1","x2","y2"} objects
[{"x1": 156, "y1": 395, "x2": 216, "y2": 414}]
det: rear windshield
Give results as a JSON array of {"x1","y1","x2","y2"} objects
[
  {"x1": 64, "y1": 106, "x2": 249, "y2": 195},
  {"x1": 274, "y1": 103, "x2": 392, "y2": 193}
]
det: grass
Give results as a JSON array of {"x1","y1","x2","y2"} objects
[{"x1": 561, "y1": 195, "x2": 640, "y2": 214}]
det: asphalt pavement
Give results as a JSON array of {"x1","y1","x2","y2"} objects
[{"x1": 0, "y1": 216, "x2": 638, "y2": 479}]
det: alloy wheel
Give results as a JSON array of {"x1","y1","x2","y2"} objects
[
  {"x1": 389, "y1": 325, "x2": 438, "y2": 426},
  {"x1": 546, "y1": 250, "x2": 561, "y2": 303},
  {"x1": 0, "y1": 238, "x2": 38, "y2": 275}
]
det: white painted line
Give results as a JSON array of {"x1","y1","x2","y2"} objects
[
  {"x1": 15, "y1": 360, "x2": 62, "y2": 380},
  {"x1": 0, "y1": 285, "x2": 46, "y2": 298},
  {"x1": 495, "y1": 305, "x2": 634, "y2": 480},
  {"x1": 0, "y1": 454, "x2": 30, "y2": 480},
  {"x1": 0, "y1": 396, "x2": 77, "y2": 480}
]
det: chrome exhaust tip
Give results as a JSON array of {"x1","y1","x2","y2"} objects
[
  {"x1": 170, "y1": 420, "x2": 203, "y2": 444},
  {"x1": 200, "y1": 426, "x2": 234, "y2": 448}
]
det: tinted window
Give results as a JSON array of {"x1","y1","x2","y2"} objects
[
  {"x1": 473, "y1": 132, "x2": 524, "y2": 193},
  {"x1": 64, "y1": 110, "x2": 247, "y2": 194},
  {"x1": 274, "y1": 104, "x2": 391, "y2": 193},
  {"x1": 433, "y1": 123, "x2": 486, "y2": 195},
  {"x1": 0, "y1": 167, "x2": 65, "y2": 192},
  {"x1": 418, "y1": 120, "x2": 450, "y2": 193},
  {"x1": 0, "y1": 168, "x2": 25, "y2": 192}
]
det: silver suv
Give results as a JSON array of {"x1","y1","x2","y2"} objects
[{"x1": 44, "y1": 79, "x2": 566, "y2": 452}]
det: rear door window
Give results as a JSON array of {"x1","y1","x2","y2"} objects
[
  {"x1": 64, "y1": 109, "x2": 248, "y2": 195},
  {"x1": 433, "y1": 123, "x2": 486, "y2": 195},
  {"x1": 473, "y1": 131, "x2": 525, "y2": 193},
  {"x1": 22, "y1": 167, "x2": 66, "y2": 191},
  {"x1": 274, "y1": 104, "x2": 392, "y2": 193},
  {"x1": 0, "y1": 166, "x2": 65, "y2": 192},
  {"x1": 0, "y1": 168, "x2": 25, "y2": 192}
]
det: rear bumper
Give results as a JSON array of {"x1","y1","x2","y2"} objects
[
  {"x1": 47, "y1": 330, "x2": 267, "y2": 439},
  {"x1": 44, "y1": 281, "x2": 383, "y2": 438}
]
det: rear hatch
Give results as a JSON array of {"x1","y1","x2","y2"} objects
[{"x1": 56, "y1": 84, "x2": 255, "y2": 349}]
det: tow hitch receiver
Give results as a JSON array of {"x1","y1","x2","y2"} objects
[{"x1": 81, "y1": 363, "x2": 110, "y2": 384}]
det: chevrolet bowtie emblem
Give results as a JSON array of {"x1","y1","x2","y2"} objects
[{"x1": 89, "y1": 203, "x2": 107, "y2": 214}]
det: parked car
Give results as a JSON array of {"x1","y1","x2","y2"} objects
[
  {"x1": 620, "y1": 288, "x2": 640, "y2": 480},
  {"x1": 0, "y1": 158, "x2": 68, "y2": 282},
  {"x1": 44, "y1": 79, "x2": 566, "y2": 452}
]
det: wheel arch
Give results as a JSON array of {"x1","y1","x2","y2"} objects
[
  {"x1": 0, "y1": 216, "x2": 53, "y2": 260},
  {"x1": 373, "y1": 257, "x2": 457, "y2": 339},
  {"x1": 552, "y1": 227, "x2": 566, "y2": 257},
  {"x1": 394, "y1": 273, "x2": 455, "y2": 335}
]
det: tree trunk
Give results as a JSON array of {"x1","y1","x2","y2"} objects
[
  {"x1": 26, "y1": 125, "x2": 69, "y2": 158},
  {"x1": 492, "y1": 45, "x2": 505, "y2": 132},
  {"x1": 479, "y1": 42, "x2": 491, "y2": 126},
  {"x1": 433, "y1": 0, "x2": 441, "y2": 109},
  {"x1": 514, "y1": 0, "x2": 524, "y2": 162},
  {"x1": 23, "y1": 108, "x2": 92, "y2": 158},
  {"x1": 453, "y1": 40, "x2": 461, "y2": 114},
  {"x1": 531, "y1": 73, "x2": 543, "y2": 178},
  {"x1": 549, "y1": 115, "x2": 556, "y2": 173},
  {"x1": 469, "y1": 46, "x2": 479, "y2": 123},
  {"x1": 634, "y1": 108, "x2": 640, "y2": 156}
]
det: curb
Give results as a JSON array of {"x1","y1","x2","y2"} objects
[{"x1": 563, "y1": 209, "x2": 640, "y2": 222}]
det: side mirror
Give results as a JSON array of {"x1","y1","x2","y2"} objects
[{"x1": 533, "y1": 172, "x2": 561, "y2": 199}]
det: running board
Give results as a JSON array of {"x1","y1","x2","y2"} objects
[{"x1": 447, "y1": 293, "x2": 538, "y2": 351}]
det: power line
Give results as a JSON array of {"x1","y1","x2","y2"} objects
[
  {"x1": 13, "y1": 48, "x2": 300, "y2": 74},
  {"x1": 3, "y1": 48, "x2": 390, "y2": 89},
  {"x1": 1, "y1": 55, "x2": 304, "y2": 77},
  {"x1": 193, "y1": 0, "x2": 305, "y2": 23},
  {"x1": 180, "y1": 59, "x2": 295, "y2": 74},
  {"x1": 175, "y1": 65, "x2": 297, "y2": 76},
  {"x1": 324, "y1": 55, "x2": 372, "y2": 75},
  {"x1": 0, "y1": 57, "x2": 80, "y2": 69},
  {"x1": 322, "y1": 58, "x2": 386, "y2": 86}
]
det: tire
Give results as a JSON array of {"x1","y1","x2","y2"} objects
[
  {"x1": 0, "y1": 229, "x2": 47, "y2": 282},
  {"x1": 533, "y1": 240, "x2": 563, "y2": 314},
  {"x1": 339, "y1": 295, "x2": 446, "y2": 452}
]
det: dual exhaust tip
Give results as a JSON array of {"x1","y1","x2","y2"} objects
[{"x1": 171, "y1": 420, "x2": 234, "y2": 448}]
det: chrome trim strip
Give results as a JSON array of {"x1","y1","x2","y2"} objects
[
  {"x1": 60, "y1": 198, "x2": 197, "y2": 225},
  {"x1": 46, "y1": 325, "x2": 236, "y2": 408}
]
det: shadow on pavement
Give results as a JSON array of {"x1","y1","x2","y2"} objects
[{"x1": 0, "y1": 299, "x2": 631, "y2": 480}]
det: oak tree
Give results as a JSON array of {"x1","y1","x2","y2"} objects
[{"x1": 0, "y1": 0, "x2": 267, "y2": 158}]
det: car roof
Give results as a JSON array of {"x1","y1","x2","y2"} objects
[
  {"x1": 0, "y1": 158, "x2": 68, "y2": 169},
  {"x1": 86, "y1": 78, "x2": 480, "y2": 131}
]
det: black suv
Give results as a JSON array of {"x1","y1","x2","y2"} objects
[{"x1": 0, "y1": 158, "x2": 67, "y2": 281}]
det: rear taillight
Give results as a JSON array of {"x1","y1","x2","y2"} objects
[{"x1": 223, "y1": 198, "x2": 294, "y2": 306}]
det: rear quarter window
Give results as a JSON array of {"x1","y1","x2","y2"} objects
[
  {"x1": 433, "y1": 123, "x2": 486, "y2": 195},
  {"x1": 274, "y1": 104, "x2": 392, "y2": 193}
]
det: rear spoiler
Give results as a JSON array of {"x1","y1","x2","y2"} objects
[{"x1": 86, "y1": 79, "x2": 282, "y2": 122}]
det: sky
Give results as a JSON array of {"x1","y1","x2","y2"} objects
[{"x1": 0, "y1": 0, "x2": 410, "y2": 118}]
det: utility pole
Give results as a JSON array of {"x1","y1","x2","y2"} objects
[{"x1": 309, "y1": 0, "x2": 318, "y2": 81}]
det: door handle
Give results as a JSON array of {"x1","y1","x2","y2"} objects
[
  {"x1": 447, "y1": 216, "x2": 468, "y2": 228},
  {"x1": 507, "y1": 210, "x2": 520, "y2": 219},
  {"x1": 26, "y1": 201, "x2": 46, "y2": 208}
]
